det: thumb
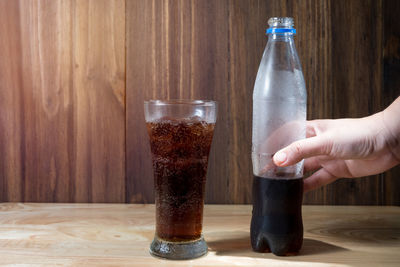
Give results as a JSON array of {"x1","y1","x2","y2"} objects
[{"x1": 273, "y1": 136, "x2": 331, "y2": 167}]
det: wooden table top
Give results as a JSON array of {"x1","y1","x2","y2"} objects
[{"x1": 0, "y1": 203, "x2": 399, "y2": 266}]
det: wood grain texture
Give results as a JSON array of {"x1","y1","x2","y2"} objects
[
  {"x1": 383, "y1": 0, "x2": 400, "y2": 205},
  {"x1": 0, "y1": 0, "x2": 398, "y2": 204},
  {"x1": 0, "y1": 0, "x2": 24, "y2": 201},
  {"x1": 126, "y1": 0, "x2": 270, "y2": 204},
  {"x1": 0, "y1": 0, "x2": 125, "y2": 202},
  {"x1": 126, "y1": 0, "x2": 235, "y2": 203},
  {"x1": 126, "y1": 0, "x2": 400, "y2": 205},
  {"x1": 0, "y1": 203, "x2": 399, "y2": 266},
  {"x1": 320, "y1": 0, "x2": 384, "y2": 205}
]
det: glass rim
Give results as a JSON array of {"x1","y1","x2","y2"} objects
[{"x1": 144, "y1": 99, "x2": 217, "y2": 107}]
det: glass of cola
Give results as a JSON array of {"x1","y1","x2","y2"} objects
[{"x1": 144, "y1": 100, "x2": 217, "y2": 260}]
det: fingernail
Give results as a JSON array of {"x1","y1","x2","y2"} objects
[{"x1": 274, "y1": 151, "x2": 287, "y2": 165}]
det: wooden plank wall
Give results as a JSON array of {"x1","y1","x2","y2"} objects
[
  {"x1": 0, "y1": 0, "x2": 126, "y2": 202},
  {"x1": 383, "y1": 0, "x2": 400, "y2": 205},
  {"x1": 0, "y1": 0, "x2": 399, "y2": 204}
]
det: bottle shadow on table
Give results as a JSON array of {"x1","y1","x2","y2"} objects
[{"x1": 207, "y1": 231, "x2": 348, "y2": 258}]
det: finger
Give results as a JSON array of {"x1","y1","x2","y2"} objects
[
  {"x1": 273, "y1": 136, "x2": 331, "y2": 167},
  {"x1": 304, "y1": 157, "x2": 321, "y2": 172},
  {"x1": 259, "y1": 160, "x2": 276, "y2": 176},
  {"x1": 303, "y1": 168, "x2": 338, "y2": 192}
]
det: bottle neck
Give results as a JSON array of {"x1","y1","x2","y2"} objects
[
  {"x1": 268, "y1": 33, "x2": 294, "y2": 42},
  {"x1": 264, "y1": 32, "x2": 301, "y2": 71}
]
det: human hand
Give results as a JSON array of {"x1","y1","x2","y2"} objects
[{"x1": 272, "y1": 98, "x2": 400, "y2": 192}]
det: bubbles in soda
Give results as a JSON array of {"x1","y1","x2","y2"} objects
[{"x1": 146, "y1": 117, "x2": 215, "y2": 242}]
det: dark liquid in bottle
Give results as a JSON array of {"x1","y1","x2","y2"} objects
[
  {"x1": 146, "y1": 118, "x2": 215, "y2": 242},
  {"x1": 251, "y1": 175, "x2": 303, "y2": 256}
]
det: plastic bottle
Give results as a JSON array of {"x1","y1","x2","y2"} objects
[{"x1": 251, "y1": 17, "x2": 307, "y2": 256}]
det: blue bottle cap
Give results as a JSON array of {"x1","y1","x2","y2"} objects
[{"x1": 266, "y1": 28, "x2": 296, "y2": 35}]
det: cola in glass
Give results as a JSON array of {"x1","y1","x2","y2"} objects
[
  {"x1": 146, "y1": 118, "x2": 215, "y2": 241},
  {"x1": 144, "y1": 100, "x2": 217, "y2": 260}
]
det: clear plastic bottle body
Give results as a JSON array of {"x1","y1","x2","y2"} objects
[
  {"x1": 250, "y1": 17, "x2": 306, "y2": 256},
  {"x1": 252, "y1": 19, "x2": 307, "y2": 179}
]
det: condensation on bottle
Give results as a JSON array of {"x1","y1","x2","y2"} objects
[{"x1": 251, "y1": 17, "x2": 307, "y2": 256}]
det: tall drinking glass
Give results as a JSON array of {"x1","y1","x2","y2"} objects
[{"x1": 144, "y1": 100, "x2": 217, "y2": 260}]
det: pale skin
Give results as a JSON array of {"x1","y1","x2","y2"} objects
[{"x1": 272, "y1": 96, "x2": 400, "y2": 192}]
